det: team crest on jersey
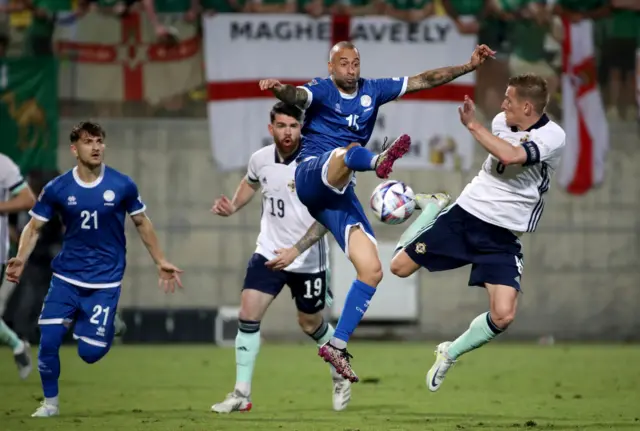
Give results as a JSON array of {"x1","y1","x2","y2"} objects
[
  {"x1": 414, "y1": 242, "x2": 426, "y2": 254},
  {"x1": 287, "y1": 180, "x2": 296, "y2": 192},
  {"x1": 103, "y1": 190, "x2": 115, "y2": 202},
  {"x1": 67, "y1": 196, "x2": 77, "y2": 206},
  {"x1": 520, "y1": 135, "x2": 530, "y2": 143},
  {"x1": 360, "y1": 95, "x2": 372, "y2": 108}
]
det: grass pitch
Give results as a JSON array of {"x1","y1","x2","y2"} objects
[{"x1": 2, "y1": 342, "x2": 640, "y2": 430}]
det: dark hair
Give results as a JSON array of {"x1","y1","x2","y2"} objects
[
  {"x1": 270, "y1": 102, "x2": 302, "y2": 123},
  {"x1": 70, "y1": 121, "x2": 106, "y2": 142},
  {"x1": 508, "y1": 73, "x2": 549, "y2": 114}
]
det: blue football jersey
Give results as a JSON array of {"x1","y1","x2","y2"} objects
[
  {"x1": 29, "y1": 165, "x2": 146, "y2": 288},
  {"x1": 297, "y1": 76, "x2": 408, "y2": 160}
]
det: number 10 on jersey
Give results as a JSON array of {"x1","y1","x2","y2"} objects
[{"x1": 346, "y1": 114, "x2": 360, "y2": 131}]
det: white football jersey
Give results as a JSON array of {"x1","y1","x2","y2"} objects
[
  {"x1": 247, "y1": 144, "x2": 329, "y2": 273},
  {"x1": 0, "y1": 153, "x2": 27, "y2": 264},
  {"x1": 457, "y1": 112, "x2": 566, "y2": 233}
]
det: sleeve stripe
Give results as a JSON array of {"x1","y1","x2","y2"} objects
[
  {"x1": 129, "y1": 205, "x2": 147, "y2": 216},
  {"x1": 9, "y1": 179, "x2": 26, "y2": 193},
  {"x1": 29, "y1": 210, "x2": 49, "y2": 222},
  {"x1": 397, "y1": 76, "x2": 409, "y2": 99},
  {"x1": 297, "y1": 86, "x2": 313, "y2": 110},
  {"x1": 246, "y1": 175, "x2": 259, "y2": 184}
]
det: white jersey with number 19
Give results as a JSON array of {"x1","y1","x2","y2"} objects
[
  {"x1": 456, "y1": 112, "x2": 566, "y2": 233},
  {"x1": 247, "y1": 144, "x2": 328, "y2": 274}
]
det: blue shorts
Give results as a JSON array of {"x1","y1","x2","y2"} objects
[
  {"x1": 243, "y1": 253, "x2": 330, "y2": 314},
  {"x1": 295, "y1": 151, "x2": 376, "y2": 254},
  {"x1": 405, "y1": 204, "x2": 524, "y2": 290},
  {"x1": 38, "y1": 276, "x2": 121, "y2": 348}
]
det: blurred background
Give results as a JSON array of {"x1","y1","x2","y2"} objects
[{"x1": 0, "y1": 0, "x2": 639, "y2": 346}]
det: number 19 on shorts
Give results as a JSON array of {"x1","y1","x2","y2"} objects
[{"x1": 303, "y1": 278, "x2": 323, "y2": 299}]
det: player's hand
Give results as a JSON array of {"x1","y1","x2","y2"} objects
[
  {"x1": 469, "y1": 44, "x2": 496, "y2": 68},
  {"x1": 259, "y1": 79, "x2": 283, "y2": 92},
  {"x1": 211, "y1": 195, "x2": 236, "y2": 217},
  {"x1": 458, "y1": 95, "x2": 478, "y2": 128},
  {"x1": 265, "y1": 247, "x2": 300, "y2": 271},
  {"x1": 5, "y1": 257, "x2": 25, "y2": 283},
  {"x1": 157, "y1": 260, "x2": 184, "y2": 293}
]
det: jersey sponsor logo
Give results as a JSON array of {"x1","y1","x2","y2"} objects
[
  {"x1": 67, "y1": 196, "x2": 77, "y2": 206},
  {"x1": 360, "y1": 95, "x2": 372, "y2": 108},
  {"x1": 414, "y1": 242, "x2": 426, "y2": 254}
]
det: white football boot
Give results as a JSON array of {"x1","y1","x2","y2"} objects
[
  {"x1": 31, "y1": 402, "x2": 59, "y2": 417},
  {"x1": 414, "y1": 192, "x2": 451, "y2": 212},
  {"x1": 332, "y1": 378, "x2": 352, "y2": 411},
  {"x1": 426, "y1": 341, "x2": 456, "y2": 392},
  {"x1": 14, "y1": 340, "x2": 32, "y2": 380},
  {"x1": 211, "y1": 390, "x2": 252, "y2": 413}
]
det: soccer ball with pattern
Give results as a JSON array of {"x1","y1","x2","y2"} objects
[{"x1": 369, "y1": 180, "x2": 416, "y2": 225}]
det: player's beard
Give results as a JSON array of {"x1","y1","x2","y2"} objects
[
  {"x1": 334, "y1": 76, "x2": 358, "y2": 93},
  {"x1": 274, "y1": 137, "x2": 299, "y2": 158}
]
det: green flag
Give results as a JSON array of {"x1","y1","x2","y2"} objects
[{"x1": 0, "y1": 57, "x2": 58, "y2": 173}]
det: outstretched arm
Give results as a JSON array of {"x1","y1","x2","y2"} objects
[
  {"x1": 406, "y1": 63, "x2": 476, "y2": 94},
  {"x1": 405, "y1": 44, "x2": 495, "y2": 94},
  {"x1": 258, "y1": 80, "x2": 308, "y2": 109},
  {"x1": 265, "y1": 221, "x2": 328, "y2": 271}
]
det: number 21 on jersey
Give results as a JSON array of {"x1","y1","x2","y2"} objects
[{"x1": 81, "y1": 210, "x2": 98, "y2": 230}]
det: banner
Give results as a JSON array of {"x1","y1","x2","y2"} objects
[
  {"x1": 204, "y1": 14, "x2": 476, "y2": 171},
  {"x1": 0, "y1": 58, "x2": 58, "y2": 173},
  {"x1": 55, "y1": 11, "x2": 202, "y2": 103},
  {"x1": 557, "y1": 19, "x2": 608, "y2": 195}
]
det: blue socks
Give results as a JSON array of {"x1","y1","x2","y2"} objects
[
  {"x1": 38, "y1": 325, "x2": 66, "y2": 399},
  {"x1": 331, "y1": 280, "x2": 376, "y2": 348},
  {"x1": 344, "y1": 146, "x2": 377, "y2": 172}
]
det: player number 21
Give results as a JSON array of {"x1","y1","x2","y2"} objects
[
  {"x1": 80, "y1": 210, "x2": 98, "y2": 230},
  {"x1": 346, "y1": 114, "x2": 360, "y2": 131},
  {"x1": 303, "y1": 278, "x2": 323, "y2": 298},
  {"x1": 90, "y1": 305, "x2": 110, "y2": 326}
]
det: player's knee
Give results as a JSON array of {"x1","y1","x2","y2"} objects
[
  {"x1": 39, "y1": 325, "x2": 66, "y2": 354},
  {"x1": 489, "y1": 303, "x2": 517, "y2": 329},
  {"x1": 297, "y1": 312, "x2": 322, "y2": 335},
  {"x1": 390, "y1": 251, "x2": 417, "y2": 278},
  {"x1": 77, "y1": 340, "x2": 110, "y2": 364},
  {"x1": 357, "y1": 261, "x2": 383, "y2": 286}
]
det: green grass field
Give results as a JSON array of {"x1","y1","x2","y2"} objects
[{"x1": 2, "y1": 343, "x2": 640, "y2": 431}]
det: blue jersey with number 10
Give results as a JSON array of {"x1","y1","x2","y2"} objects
[
  {"x1": 296, "y1": 76, "x2": 408, "y2": 160},
  {"x1": 29, "y1": 165, "x2": 146, "y2": 289}
]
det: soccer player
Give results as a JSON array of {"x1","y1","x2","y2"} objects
[
  {"x1": 4, "y1": 122, "x2": 184, "y2": 417},
  {"x1": 210, "y1": 102, "x2": 351, "y2": 413},
  {"x1": 0, "y1": 152, "x2": 36, "y2": 379},
  {"x1": 390, "y1": 73, "x2": 566, "y2": 391},
  {"x1": 259, "y1": 41, "x2": 495, "y2": 381}
]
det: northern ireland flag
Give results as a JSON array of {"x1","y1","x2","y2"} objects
[
  {"x1": 55, "y1": 11, "x2": 202, "y2": 103},
  {"x1": 203, "y1": 14, "x2": 477, "y2": 172},
  {"x1": 557, "y1": 18, "x2": 608, "y2": 195}
]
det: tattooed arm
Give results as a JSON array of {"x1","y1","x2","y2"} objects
[
  {"x1": 405, "y1": 63, "x2": 476, "y2": 94},
  {"x1": 264, "y1": 222, "x2": 328, "y2": 271},
  {"x1": 258, "y1": 79, "x2": 309, "y2": 109},
  {"x1": 294, "y1": 222, "x2": 328, "y2": 254},
  {"x1": 405, "y1": 44, "x2": 496, "y2": 94}
]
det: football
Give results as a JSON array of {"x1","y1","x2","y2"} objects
[{"x1": 369, "y1": 180, "x2": 416, "y2": 225}]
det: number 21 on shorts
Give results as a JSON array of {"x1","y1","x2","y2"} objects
[{"x1": 90, "y1": 305, "x2": 110, "y2": 326}]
